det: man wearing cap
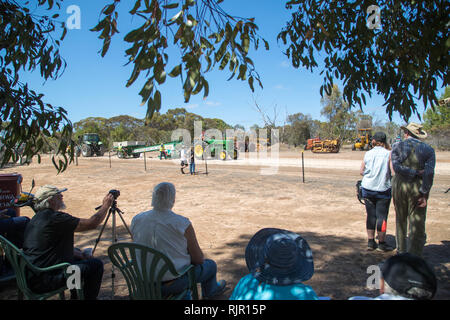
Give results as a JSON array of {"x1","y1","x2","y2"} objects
[
  {"x1": 349, "y1": 253, "x2": 437, "y2": 300},
  {"x1": 390, "y1": 122, "x2": 436, "y2": 257},
  {"x1": 229, "y1": 228, "x2": 319, "y2": 300},
  {"x1": 23, "y1": 185, "x2": 114, "y2": 300}
]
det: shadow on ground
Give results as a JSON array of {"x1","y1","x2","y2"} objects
[
  {"x1": 1, "y1": 229, "x2": 449, "y2": 300},
  {"x1": 211, "y1": 231, "x2": 450, "y2": 300}
]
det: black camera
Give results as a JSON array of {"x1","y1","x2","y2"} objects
[{"x1": 109, "y1": 189, "x2": 120, "y2": 199}]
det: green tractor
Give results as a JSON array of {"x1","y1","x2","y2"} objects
[
  {"x1": 76, "y1": 133, "x2": 106, "y2": 157},
  {"x1": 195, "y1": 139, "x2": 238, "y2": 160}
]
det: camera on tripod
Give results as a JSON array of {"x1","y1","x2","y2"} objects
[
  {"x1": 109, "y1": 189, "x2": 120, "y2": 200},
  {"x1": 92, "y1": 188, "x2": 132, "y2": 298},
  {"x1": 94, "y1": 189, "x2": 121, "y2": 211}
]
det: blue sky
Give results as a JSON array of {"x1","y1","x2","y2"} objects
[{"x1": 20, "y1": 0, "x2": 434, "y2": 130}]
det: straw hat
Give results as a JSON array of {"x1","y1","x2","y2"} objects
[
  {"x1": 401, "y1": 123, "x2": 427, "y2": 139},
  {"x1": 34, "y1": 185, "x2": 67, "y2": 203}
]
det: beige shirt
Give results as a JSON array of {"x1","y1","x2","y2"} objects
[{"x1": 131, "y1": 209, "x2": 191, "y2": 281}]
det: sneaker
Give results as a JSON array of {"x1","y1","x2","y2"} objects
[
  {"x1": 377, "y1": 242, "x2": 394, "y2": 252},
  {"x1": 367, "y1": 239, "x2": 378, "y2": 251}
]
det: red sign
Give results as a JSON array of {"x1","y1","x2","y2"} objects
[{"x1": 0, "y1": 173, "x2": 22, "y2": 216}]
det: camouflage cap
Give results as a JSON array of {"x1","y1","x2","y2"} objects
[{"x1": 34, "y1": 185, "x2": 67, "y2": 203}]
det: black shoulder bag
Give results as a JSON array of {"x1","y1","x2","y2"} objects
[{"x1": 356, "y1": 180, "x2": 365, "y2": 205}]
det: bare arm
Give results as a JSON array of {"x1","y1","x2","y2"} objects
[
  {"x1": 185, "y1": 223, "x2": 204, "y2": 265},
  {"x1": 360, "y1": 160, "x2": 365, "y2": 176},
  {"x1": 389, "y1": 152, "x2": 395, "y2": 176},
  {"x1": 74, "y1": 193, "x2": 114, "y2": 232}
]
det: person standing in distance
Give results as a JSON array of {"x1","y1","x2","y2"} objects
[
  {"x1": 159, "y1": 144, "x2": 167, "y2": 160},
  {"x1": 180, "y1": 146, "x2": 188, "y2": 174},
  {"x1": 189, "y1": 146, "x2": 196, "y2": 175}
]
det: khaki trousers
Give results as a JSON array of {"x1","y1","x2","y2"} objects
[{"x1": 392, "y1": 174, "x2": 427, "y2": 256}]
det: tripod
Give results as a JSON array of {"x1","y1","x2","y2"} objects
[{"x1": 91, "y1": 199, "x2": 132, "y2": 298}]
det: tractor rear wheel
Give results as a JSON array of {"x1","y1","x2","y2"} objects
[
  {"x1": 96, "y1": 145, "x2": 106, "y2": 156},
  {"x1": 194, "y1": 144, "x2": 204, "y2": 159},
  {"x1": 81, "y1": 144, "x2": 92, "y2": 157}
]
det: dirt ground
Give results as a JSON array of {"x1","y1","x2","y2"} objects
[{"x1": 1, "y1": 145, "x2": 449, "y2": 300}]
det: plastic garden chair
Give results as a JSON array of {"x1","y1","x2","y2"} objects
[
  {"x1": 108, "y1": 242, "x2": 199, "y2": 300},
  {"x1": 0, "y1": 250, "x2": 16, "y2": 285},
  {"x1": 0, "y1": 235, "x2": 84, "y2": 300}
]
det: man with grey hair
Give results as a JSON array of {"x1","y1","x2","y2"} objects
[
  {"x1": 131, "y1": 182, "x2": 227, "y2": 299},
  {"x1": 23, "y1": 185, "x2": 114, "y2": 299}
]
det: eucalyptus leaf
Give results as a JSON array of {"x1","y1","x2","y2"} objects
[
  {"x1": 154, "y1": 90, "x2": 161, "y2": 111},
  {"x1": 163, "y1": 3, "x2": 179, "y2": 9}
]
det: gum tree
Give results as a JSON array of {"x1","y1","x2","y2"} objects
[
  {"x1": 1, "y1": 0, "x2": 72, "y2": 171},
  {"x1": 279, "y1": 0, "x2": 449, "y2": 121},
  {"x1": 91, "y1": 0, "x2": 268, "y2": 122},
  {"x1": 2, "y1": 0, "x2": 448, "y2": 172},
  {"x1": 0, "y1": 0, "x2": 268, "y2": 171}
]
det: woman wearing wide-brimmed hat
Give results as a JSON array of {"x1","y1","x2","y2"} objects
[
  {"x1": 229, "y1": 228, "x2": 319, "y2": 300},
  {"x1": 390, "y1": 122, "x2": 436, "y2": 257}
]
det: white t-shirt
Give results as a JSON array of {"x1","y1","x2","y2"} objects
[
  {"x1": 131, "y1": 209, "x2": 192, "y2": 281},
  {"x1": 361, "y1": 146, "x2": 392, "y2": 192},
  {"x1": 180, "y1": 149, "x2": 187, "y2": 161}
]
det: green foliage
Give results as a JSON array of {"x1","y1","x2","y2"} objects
[
  {"x1": 422, "y1": 86, "x2": 450, "y2": 150},
  {"x1": 72, "y1": 108, "x2": 234, "y2": 148},
  {"x1": 4, "y1": 0, "x2": 448, "y2": 173},
  {"x1": 91, "y1": 0, "x2": 269, "y2": 123},
  {"x1": 0, "y1": 0, "x2": 73, "y2": 172},
  {"x1": 279, "y1": 0, "x2": 449, "y2": 121},
  {"x1": 423, "y1": 86, "x2": 450, "y2": 132},
  {"x1": 320, "y1": 84, "x2": 359, "y2": 139},
  {"x1": 284, "y1": 113, "x2": 312, "y2": 147}
]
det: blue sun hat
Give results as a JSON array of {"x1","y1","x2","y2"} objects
[{"x1": 245, "y1": 228, "x2": 314, "y2": 285}]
